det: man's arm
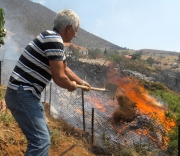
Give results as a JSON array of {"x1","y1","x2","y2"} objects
[
  {"x1": 64, "y1": 62, "x2": 82, "y2": 84},
  {"x1": 64, "y1": 62, "x2": 90, "y2": 90},
  {"x1": 49, "y1": 60, "x2": 76, "y2": 92}
]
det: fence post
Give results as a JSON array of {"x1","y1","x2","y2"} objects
[
  {"x1": 44, "y1": 86, "x2": 46, "y2": 103},
  {"x1": 82, "y1": 89, "x2": 85, "y2": 131},
  {"x1": 0, "y1": 61, "x2": 1, "y2": 84},
  {"x1": 49, "y1": 82, "x2": 52, "y2": 115},
  {"x1": 92, "y1": 108, "x2": 94, "y2": 145},
  {"x1": 178, "y1": 125, "x2": 180, "y2": 156},
  {"x1": 49, "y1": 82, "x2": 52, "y2": 105}
]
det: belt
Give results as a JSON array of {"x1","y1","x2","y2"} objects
[{"x1": 18, "y1": 85, "x2": 24, "y2": 91}]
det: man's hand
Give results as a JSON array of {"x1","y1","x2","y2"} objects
[
  {"x1": 68, "y1": 81, "x2": 77, "y2": 92},
  {"x1": 82, "y1": 81, "x2": 91, "y2": 91}
]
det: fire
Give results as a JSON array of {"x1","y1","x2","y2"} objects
[
  {"x1": 106, "y1": 66, "x2": 176, "y2": 132},
  {"x1": 76, "y1": 109, "x2": 83, "y2": 115},
  {"x1": 86, "y1": 95, "x2": 106, "y2": 112},
  {"x1": 84, "y1": 64, "x2": 176, "y2": 149}
]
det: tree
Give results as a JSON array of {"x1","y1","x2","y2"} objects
[
  {"x1": 146, "y1": 57, "x2": 155, "y2": 66},
  {"x1": 104, "y1": 48, "x2": 107, "y2": 56},
  {"x1": 103, "y1": 49, "x2": 120, "y2": 59},
  {"x1": 131, "y1": 53, "x2": 141, "y2": 60},
  {"x1": 0, "y1": 8, "x2": 6, "y2": 46},
  {"x1": 121, "y1": 50, "x2": 130, "y2": 55},
  {"x1": 88, "y1": 48, "x2": 102, "y2": 59}
]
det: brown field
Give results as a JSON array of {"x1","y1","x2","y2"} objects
[
  {"x1": 120, "y1": 49, "x2": 180, "y2": 71},
  {"x1": 142, "y1": 54, "x2": 179, "y2": 70}
]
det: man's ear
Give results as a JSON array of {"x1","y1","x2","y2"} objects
[{"x1": 66, "y1": 24, "x2": 72, "y2": 33}]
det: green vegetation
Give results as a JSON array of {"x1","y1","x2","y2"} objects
[
  {"x1": 50, "y1": 128, "x2": 64, "y2": 150},
  {"x1": 133, "y1": 138, "x2": 152, "y2": 155},
  {"x1": 152, "y1": 91, "x2": 180, "y2": 115},
  {"x1": 142, "y1": 81, "x2": 179, "y2": 156},
  {"x1": 121, "y1": 50, "x2": 131, "y2": 55},
  {"x1": 143, "y1": 81, "x2": 167, "y2": 91},
  {"x1": 88, "y1": 48, "x2": 103, "y2": 59},
  {"x1": 146, "y1": 57, "x2": 156, "y2": 66},
  {"x1": 0, "y1": 112, "x2": 15, "y2": 124},
  {"x1": 87, "y1": 48, "x2": 122, "y2": 59},
  {"x1": 104, "y1": 49, "x2": 119, "y2": 59},
  {"x1": 112, "y1": 54, "x2": 153, "y2": 76},
  {"x1": 131, "y1": 52, "x2": 142, "y2": 60},
  {"x1": 167, "y1": 127, "x2": 178, "y2": 156},
  {"x1": 0, "y1": 8, "x2": 6, "y2": 46},
  {"x1": 0, "y1": 88, "x2": 6, "y2": 101}
]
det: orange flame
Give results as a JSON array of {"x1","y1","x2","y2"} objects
[
  {"x1": 107, "y1": 65, "x2": 176, "y2": 132},
  {"x1": 76, "y1": 109, "x2": 83, "y2": 115},
  {"x1": 86, "y1": 96, "x2": 106, "y2": 112}
]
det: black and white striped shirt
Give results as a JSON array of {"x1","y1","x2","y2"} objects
[{"x1": 8, "y1": 28, "x2": 66, "y2": 99}]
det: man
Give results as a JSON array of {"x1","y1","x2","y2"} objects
[{"x1": 5, "y1": 9, "x2": 90, "y2": 156}]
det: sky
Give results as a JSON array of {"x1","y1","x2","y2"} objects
[{"x1": 31, "y1": 0, "x2": 180, "y2": 52}]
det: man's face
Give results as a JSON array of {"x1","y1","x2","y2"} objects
[{"x1": 65, "y1": 25, "x2": 78, "y2": 42}]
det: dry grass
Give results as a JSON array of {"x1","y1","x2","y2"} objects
[
  {"x1": 112, "y1": 93, "x2": 136, "y2": 124},
  {"x1": 142, "y1": 55, "x2": 179, "y2": 70}
]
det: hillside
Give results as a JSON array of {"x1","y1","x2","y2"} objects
[
  {"x1": 0, "y1": 108, "x2": 96, "y2": 156},
  {"x1": 0, "y1": 86, "x2": 95, "y2": 156},
  {"x1": 0, "y1": 0, "x2": 180, "y2": 155},
  {"x1": 0, "y1": 0, "x2": 125, "y2": 50},
  {"x1": 139, "y1": 49, "x2": 179, "y2": 56}
]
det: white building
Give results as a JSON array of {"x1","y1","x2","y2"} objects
[{"x1": 64, "y1": 43, "x2": 88, "y2": 59}]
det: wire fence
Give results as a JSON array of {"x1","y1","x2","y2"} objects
[
  {"x1": 43, "y1": 82, "x2": 170, "y2": 154},
  {"x1": 0, "y1": 48, "x2": 179, "y2": 155}
]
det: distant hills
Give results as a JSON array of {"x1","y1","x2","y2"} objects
[
  {"x1": 0, "y1": 0, "x2": 125, "y2": 50},
  {"x1": 139, "y1": 49, "x2": 179, "y2": 56},
  {"x1": 0, "y1": 0, "x2": 179, "y2": 56}
]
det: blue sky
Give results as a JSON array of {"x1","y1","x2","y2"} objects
[{"x1": 31, "y1": 0, "x2": 180, "y2": 52}]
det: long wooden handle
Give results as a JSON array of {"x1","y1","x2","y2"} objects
[{"x1": 76, "y1": 84, "x2": 107, "y2": 91}]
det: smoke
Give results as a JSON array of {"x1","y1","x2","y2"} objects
[{"x1": 0, "y1": 0, "x2": 34, "y2": 60}]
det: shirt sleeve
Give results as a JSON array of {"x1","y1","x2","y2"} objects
[{"x1": 43, "y1": 37, "x2": 66, "y2": 61}]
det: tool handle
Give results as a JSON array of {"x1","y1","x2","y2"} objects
[{"x1": 76, "y1": 85, "x2": 106, "y2": 91}]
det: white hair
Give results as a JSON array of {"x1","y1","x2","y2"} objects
[{"x1": 54, "y1": 9, "x2": 80, "y2": 31}]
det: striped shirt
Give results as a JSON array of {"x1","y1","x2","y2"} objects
[{"x1": 8, "y1": 28, "x2": 66, "y2": 99}]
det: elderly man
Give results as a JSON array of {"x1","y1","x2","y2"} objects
[{"x1": 5, "y1": 9, "x2": 90, "y2": 156}]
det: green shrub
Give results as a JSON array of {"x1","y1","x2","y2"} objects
[
  {"x1": 0, "y1": 112, "x2": 14, "y2": 124},
  {"x1": 50, "y1": 129, "x2": 64, "y2": 150},
  {"x1": 146, "y1": 81, "x2": 179, "y2": 156}
]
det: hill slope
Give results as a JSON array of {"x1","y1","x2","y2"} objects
[
  {"x1": 139, "y1": 49, "x2": 179, "y2": 56},
  {"x1": 0, "y1": 0, "x2": 125, "y2": 50},
  {"x1": 0, "y1": 87, "x2": 95, "y2": 156}
]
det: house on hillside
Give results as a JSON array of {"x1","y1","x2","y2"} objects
[
  {"x1": 79, "y1": 46, "x2": 88, "y2": 56},
  {"x1": 125, "y1": 55, "x2": 132, "y2": 59},
  {"x1": 64, "y1": 43, "x2": 88, "y2": 59}
]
